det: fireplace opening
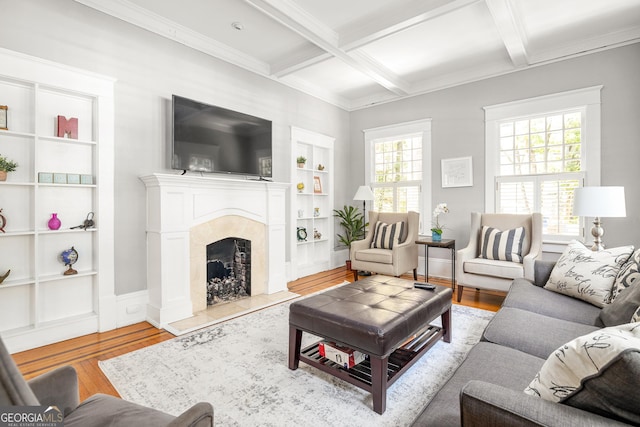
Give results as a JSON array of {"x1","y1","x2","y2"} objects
[{"x1": 206, "y1": 237, "x2": 251, "y2": 306}]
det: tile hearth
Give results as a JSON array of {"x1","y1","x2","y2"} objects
[{"x1": 166, "y1": 290, "x2": 298, "y2": 335}]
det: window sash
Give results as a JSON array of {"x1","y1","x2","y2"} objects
[{"x1": 364, "y1": 118, "x2": 432, "y2": 233}]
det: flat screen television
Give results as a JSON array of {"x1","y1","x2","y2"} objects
[{"x1": 171, "y1": 95, "x2": 272, "y2": 177}]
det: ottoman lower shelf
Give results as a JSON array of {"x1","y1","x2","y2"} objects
[{"x1": 296, "y1": 324, "x2": 445, "y2": 406}]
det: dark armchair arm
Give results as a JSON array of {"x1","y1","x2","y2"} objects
[
  {"x1": 168, "y1": 402, "x2": 214, "y2": 427},
  {"x1": 28, "y1": 365, "x2": 79, "y2": 417}
]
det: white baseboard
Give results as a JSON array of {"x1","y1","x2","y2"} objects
[
  {"x1": 116, "y1": 290, "x2": 149, "y2": 327},
  {"x1": 418, "y1": 256, "x2": 453, "y2": 280}
]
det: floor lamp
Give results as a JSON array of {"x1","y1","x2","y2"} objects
[
  {"x1": 353, "y1": 185, "x2": 375, "y2": 276},
  {"x1": 573, "y1": 186, "x2": 626, "y2": 251},
  {"x1": 353, "y1": 185, "x2": 375, "y2": 238}
]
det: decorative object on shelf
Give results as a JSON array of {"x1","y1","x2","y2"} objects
[
  {"x1": 314, "y1": 228, "x2": 322, "y2": 240},
  {"x1": 431, "y1": 202, "x2": 449, "y2": 241},
  {"x1": 0, "y1": 208, "x2": 5, "y2": 233},
  {"x1": 296, "y1": 156, "x2": 306, "y2": 168},
  {"x1": 53, "y1": 173, "x2": 67, "y2": 184},
  {"x1": 70, "y1": 212, "x2": 95, "y2": 230},
  {"x1": 313, "y1": 176, "x2": 322, "y2": 193},
  {"x1": 59, "y1": 246, "x2": 78, "y2": 275},
  {"x1": 573, "y1": 186, "x2": 626, "y2": 251},
  {"x1": 297, "y1": 227, "x2": 307, "y2": 242},
  {"x1": 48, "y1": 213, "x2": 62, "y2": 230},
  {"x1": 0, "y1": 154, "x2": 18, "y2": 182},
  {"x1": 297, "y1": 209, "x2": 304, "y2": 218},
  {"x1": 0, "y1": 269, "x2": 10, "y2": 284},
  {"x1": 38, "y1": 172, "x2": 53, "y2": 183},
  {"x1": 57, "y1": 115, "x2": 78, "y2": 139},
  {"x1": 333, "y1": 205, "x2": 366, "y2": 270},
  {"x1": 317, "y1": 164, "x2": 325, "y2": 171},
  {"x1": 80, "y1": 174, "x2": 94, "y2": 185},
  {"x1": 314, "y1": 207, "x2": 320, "y2": 217},
  {"x1": 66, "y1": 173, "x2": 80, "y2": 184},
  {"x1": 296, "y1": 182, "x2": 304, "y2": 193},
  {"x1": 0, "y1": 105, "x2": 7, "y2": 130}
]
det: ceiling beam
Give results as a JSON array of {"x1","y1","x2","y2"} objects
[
  {"x1": 270, "y1": 45, "x2": 332, "y2": 78},
  {"x1": 245, "y1": 0, "x2": 410, "y2": 95},
  {"x1": 484, "y1": 0, "x2": 529, "y2": 67},
  {"x1": 340, "y1": 0, "x2": 481, "y2": 51}
]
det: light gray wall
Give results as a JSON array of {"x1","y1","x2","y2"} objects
[
  {"x1": 349, "y1": 43, "x2": 640, "y2": 253},
  {"x1": 2, "y1": 1, "x2": 637, "y2": 295},
  {"x1": 0, "y1": 0, "x2": 350, "y2": 295}
]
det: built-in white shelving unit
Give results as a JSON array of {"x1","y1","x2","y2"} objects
[
  {"x1": 0, "y1": 48, "x2": 115, "y2": 352},
  {"x1": 290, "y1": 127, "x2": 334, "y2": 279}
]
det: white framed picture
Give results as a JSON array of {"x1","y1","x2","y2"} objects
[{"x1": 441, "y1": 156, "x2": 473, "y2": 188}]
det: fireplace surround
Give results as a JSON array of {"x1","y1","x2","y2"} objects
[{"x1": 141, "y1": 173, "x2": 288, "y2": 327}]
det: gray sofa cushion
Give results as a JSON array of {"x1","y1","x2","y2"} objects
[
  {"x1": 412, "y1": 342, "x2": 544, "y2": 426},
  {"x1": 482, "y1": 307, "x2": 600, "y2": 359},
  {"x1": 503, "y1": 279, "x2": 602, "y2": 326},
  {"x1": 600, "y1": 281, "x2": 640, "y2": 326}
]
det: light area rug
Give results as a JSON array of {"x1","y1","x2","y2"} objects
[{"x1": 100, "y1": 301, "x2": 494, "y2": 427}]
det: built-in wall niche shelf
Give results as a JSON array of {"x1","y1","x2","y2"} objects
[
  {"x1": 290, "y1": 127, "x2": 334, "y2": 279},
  {"x1": 0, "y1": 48, "x2": 115, "y2": 353}
]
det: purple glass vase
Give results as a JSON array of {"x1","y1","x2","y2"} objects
[{"x1": 48, "y1": 213, "x2": 61, "y2": 230}]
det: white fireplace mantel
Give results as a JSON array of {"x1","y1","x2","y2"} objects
[{"x1": 141, "y1": 173, "x2": 289, "y2": 327}]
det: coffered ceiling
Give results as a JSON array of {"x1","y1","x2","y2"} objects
[{"x1": 74, "y1": 0, "x2": 640, "y2": 110}]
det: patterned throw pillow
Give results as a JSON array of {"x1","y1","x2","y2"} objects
[
  {"x1": 612, "y1": 248, "x2": 640, "y2": 300},
  {"x1": 544, "y1": 241, "x2": 634, "y2": 307},
  {"x1": 479, "y1": 226, "x2": 525, "y2": 263},
  {"x1": 370, "y1": 221, "x2": 405, "y2": 249},
  {"x1": 524, "y1": 323, "x2": 640, "y2": 425}
]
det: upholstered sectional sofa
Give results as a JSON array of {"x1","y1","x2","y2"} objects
[{"x1": 412, "y1": 244, "x2": 640, "y2": 426}]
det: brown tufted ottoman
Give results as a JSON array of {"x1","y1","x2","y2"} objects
[{"x1": 288, "y1": 276, "x2": 452, "y2": 414}]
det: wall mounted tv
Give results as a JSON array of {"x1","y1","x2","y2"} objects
[{"x1": 172, "y1": 95, "x2": 272, "y2": 177}]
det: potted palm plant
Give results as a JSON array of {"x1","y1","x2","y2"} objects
[
  {"x1": 0, "y1": 154, "x2": 18, "y2": 181},
  {"x1": 333, "y1": 205, "x2": 367, "y2": 270}
]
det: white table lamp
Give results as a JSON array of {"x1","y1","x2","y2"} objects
[{"x1": 573, "y1": 186, "x2": 626, "y2": 251}]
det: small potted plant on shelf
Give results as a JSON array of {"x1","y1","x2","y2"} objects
[
  {"x1": 0, "y1": 154, "x2": 18, "y2": 181},
  {"x1": 333, "y1": 205, "x2": 367, "y2": 270},
  {"x1": 296, "y1": 156, "x2": 307, "y2": 168}
]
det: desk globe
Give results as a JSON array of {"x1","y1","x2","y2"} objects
[{"x1": 60, "y1": 246, "x2": 78, "y2": 275}]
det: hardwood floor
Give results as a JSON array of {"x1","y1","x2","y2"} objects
[{"x1": 13, "y1": 267, "x2": 505, "y2": 401}]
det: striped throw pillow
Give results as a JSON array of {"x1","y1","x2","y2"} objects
[
  {"x1": 371, "y1": 221, "x2": 405, "y2": 249},
  {"x1": 480, "y1": 226, "x2": 525, "y2": 263}
]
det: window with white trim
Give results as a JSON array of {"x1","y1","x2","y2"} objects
[
  {"x1": 485, "y1": 87, "x2": 602, "y2": 243},
  {"x1": 364, "y1": 119, "x2": 431, "y2": 233}
]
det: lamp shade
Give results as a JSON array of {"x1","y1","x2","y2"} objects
[
  {"x1": 353, "y1": 185, "x2": 375, "y2": 201},
  {"x1": 573, "y1": 186, "x2": 626, "y2": 217}
]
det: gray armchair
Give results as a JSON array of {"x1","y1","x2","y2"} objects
[
  {"x1": 0, "y1": 335, "x2": 213, "y2": 427},
  {"x1": 350, "y1": 211, "x2": 419, "y2": 281},
  {"x1": 456, "y1": 212, "x2": 542, "y2": 302}
]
